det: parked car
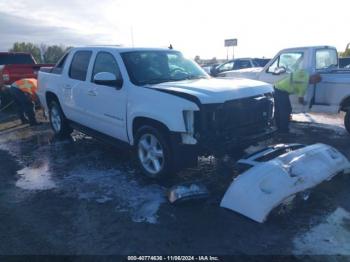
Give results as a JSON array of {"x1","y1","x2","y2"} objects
[
  {"x1": 0, "y1": 52, "x2": 53, "y2": 107},
  {"x1": 37, "y1": 46, "x2": 275, "y2": 178},
  {"x1": 210, "y1": 58, "x2": 270, "y2": 77},
  {"x1": 220, "y1": 46, "x2": 350, "y2": 133}
]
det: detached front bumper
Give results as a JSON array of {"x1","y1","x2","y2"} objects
[{"x1": 221, "y1": 143, "x2": 350, "y2": 223}]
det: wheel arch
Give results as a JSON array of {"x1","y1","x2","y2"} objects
[
  {"x1": 45, "y1": 91, "x2": 59, "y2": 107},
  {"x1": 45, "y1": 92, "x2": 68, "y2": 118},
  {"x1": 340, "y1": 96, "x2": 350, "y2": 112},
  {"x1": 132, "y1": 117, "x2": 171, "y2": 145}
]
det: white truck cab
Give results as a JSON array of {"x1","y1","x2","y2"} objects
[
  {"x1": 38, "y1": 46, "x2": 275, "y2": 178},
  {"x1": 220, "y1": 46, "x2": 350, "y2": 132}
]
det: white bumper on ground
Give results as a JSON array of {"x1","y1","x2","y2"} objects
[{"x1": 220, "y1": 143, "x2": 350, "y2": 223}]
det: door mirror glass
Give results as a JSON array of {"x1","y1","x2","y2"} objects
[
  {"x1": 273, "y1": 66, "x2": 287, "y2": 75},
  {"x1": 93, "y1": 72, "x2": 122, "y2": 88}
]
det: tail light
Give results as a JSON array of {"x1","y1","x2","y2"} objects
[
  {"x1": 309, "y1": 73, "x2": 322, "y2": 84},
  {"x1": 2, "y1": 69, "x2": 10, "y2": 82}
]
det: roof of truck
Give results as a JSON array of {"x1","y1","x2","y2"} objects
[
  {"x1": 73, "y1": 46, "x2": 178, "y2": 53},
  {"x1": 280, "y1": 45, "x2": 337, "y2": 52}
]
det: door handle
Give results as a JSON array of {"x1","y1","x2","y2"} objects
[
  {"x1": 63, "y1": 84, "x2": 72, "y2": 90},
  {"x1": 87, "y1": 90, "x2": 97, "y2": 96}
]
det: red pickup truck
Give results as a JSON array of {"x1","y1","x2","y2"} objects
[{"x1": 0, "y1": 52, "x2": 53, "y2": 107}]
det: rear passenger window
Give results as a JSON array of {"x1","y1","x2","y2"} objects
[{"x1": 69, "y1": 51, "x2": 92, "y2": 81}]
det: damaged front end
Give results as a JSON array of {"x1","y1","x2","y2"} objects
[
  {"x1": 194, "y1": 93, "x2": 276, "y2": 154},
  {"x1": 220, "y1": 143, "x2": 350, "y2": 223}
]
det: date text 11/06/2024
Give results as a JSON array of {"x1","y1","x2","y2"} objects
[{"x1": 127, "y1": 256, "x2": 220, "y2": 261}]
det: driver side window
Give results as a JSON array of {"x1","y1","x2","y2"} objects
[
  {"x1": 268, "y1": 52, "x2": 304, "y2": 73},
  {"x1": 92, "y1": 52, "x2": 122, "y2": 81},
  {"x1": 218, "y1": 61, "x2": 234, "y2": 72}
]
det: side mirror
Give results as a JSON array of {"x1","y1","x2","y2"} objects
[
  {"x1": 93, "y1": 72, "x2": 123, "y2": 89},
  {"x1": 273, "y1": 66, "x2": 287, "y2": 75}
]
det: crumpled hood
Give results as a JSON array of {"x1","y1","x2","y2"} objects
[{"x1": 149, "y1": 78, "x2": 273, "y2": 104}]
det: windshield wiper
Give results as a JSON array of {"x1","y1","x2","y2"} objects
[
  {"x1": 138, "y1": 78, "x2": 172, "y2": 85},
  {"x1": 175, "y1": 75, "x2": 208, "y2": 81},
  {"x1": 138, "y1": 75, "x2": 208, "y2": 85}
]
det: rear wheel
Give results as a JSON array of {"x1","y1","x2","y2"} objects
[
  {"x1": 135, "y1": 126, "x2": 173, "y2": 178},
  {"x1": 49, "y1": 100, "x2": 72, "y2": 137},
  {"x1": 345, "y1": 111, "x2": 350, "y2": 134}
]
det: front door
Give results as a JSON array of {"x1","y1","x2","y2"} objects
[
  {"x1": 258, "y1": 51, "x2": 307, "y2": 113},
  {"x1": 84, "y1": 51, "x2": 128, "y2": 142}
]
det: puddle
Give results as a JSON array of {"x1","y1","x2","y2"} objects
[
  {"x1": 16, "y1": 162, "x2": 57, "y2": 190},
  {"x1": 293, "y1": 207, "x2": 350, "y2": 255},
  {"x1": 61, "y1": 167, "x2": 166, "y2": 224}
]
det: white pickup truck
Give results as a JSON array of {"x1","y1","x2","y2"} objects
[
  {"x1": 37, "y1": 46, "x2": 275, "y2": 178},
  {"x1": 220, "y1": 46, "x2": 350, "y2": 133}
]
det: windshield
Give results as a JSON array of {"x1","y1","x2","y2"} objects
[
  {"x1": 0, "y1": 54, "x2": 35, "y2": 65},
  {"x1": 121, "y1": 51, "x2": 209, "y2": 85}
]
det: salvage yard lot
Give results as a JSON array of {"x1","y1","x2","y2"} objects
[{"x1": 0, "y1": 112, "x2": 350, "y2": 255}]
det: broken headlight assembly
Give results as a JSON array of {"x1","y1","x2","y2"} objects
[{"x1": 182, "y1": 110, "x2": 197, "y2": 145}]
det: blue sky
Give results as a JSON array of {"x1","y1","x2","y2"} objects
[{"x1": 0, "y1": 0, "x2": 348, "y2": 59}]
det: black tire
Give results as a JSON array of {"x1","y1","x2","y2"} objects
[
  {"x1": 49, "y1": 100, "x2": 72, "y2": 137},
  {"x1": 345, "y1": 111, "x2": 350, "y2": 134},
  {"x1": 135, "y1": 125, "x2": 173, "y2": 179}
]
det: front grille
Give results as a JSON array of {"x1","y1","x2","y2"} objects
[
  {"x1": 216, "y1": 94, "x2": 273, "y2": 135},
  {"x1": 196, "y1": 93, "x2": 274, "y2": 145}
]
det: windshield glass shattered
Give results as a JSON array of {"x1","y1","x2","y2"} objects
[{"x1": 121, "y1": 50, "x2": 209, "y2": 85}]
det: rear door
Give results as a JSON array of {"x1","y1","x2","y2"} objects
[
  {"x1": 83, "y1": 51, "x2": 128, "y2": 141},
  {"x1": 61, "y1": 50, "x2": 93, "y2": 126}
]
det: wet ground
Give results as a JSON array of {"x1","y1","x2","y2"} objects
[{"x1": 0, "y1": 111, "x2": 350, "y2": 256}]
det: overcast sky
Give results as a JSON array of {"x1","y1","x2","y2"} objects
[{"x1": 0, "y1": 0, "x2": 348, "y2": 59}]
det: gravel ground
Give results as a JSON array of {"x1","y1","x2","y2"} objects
[{"x1": 0, "y1": 111, "x2": 350, "y2": 257}]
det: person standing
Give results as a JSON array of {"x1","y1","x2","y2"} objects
[
  {"x1": 274, "y1": 69, "x2": 309, "y2": 133},
  {"x1": 8, "y1": 78, "x2": 40, "y2": 126}
]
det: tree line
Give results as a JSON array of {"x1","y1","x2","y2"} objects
[{"x1": 9, "y1": 42, "x2": 72, "y2": 64}]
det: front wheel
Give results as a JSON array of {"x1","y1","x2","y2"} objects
[
  {"x1": 345, "y1": 111, "x2": 350, "y2": 134},
  {"x1": 49, "y1": 100, "x2": 72, "y2": 137},
  {"x1": 135, "y1": 126, "x2": 173, "y2": 179}
]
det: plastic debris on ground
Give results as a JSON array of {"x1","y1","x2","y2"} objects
[
  {"x1": 221, "y1": 143, "x2": 350, "y2": 223},
  {"x1": 168, "y1": 182, "x2": 209, "y2": 204}
]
